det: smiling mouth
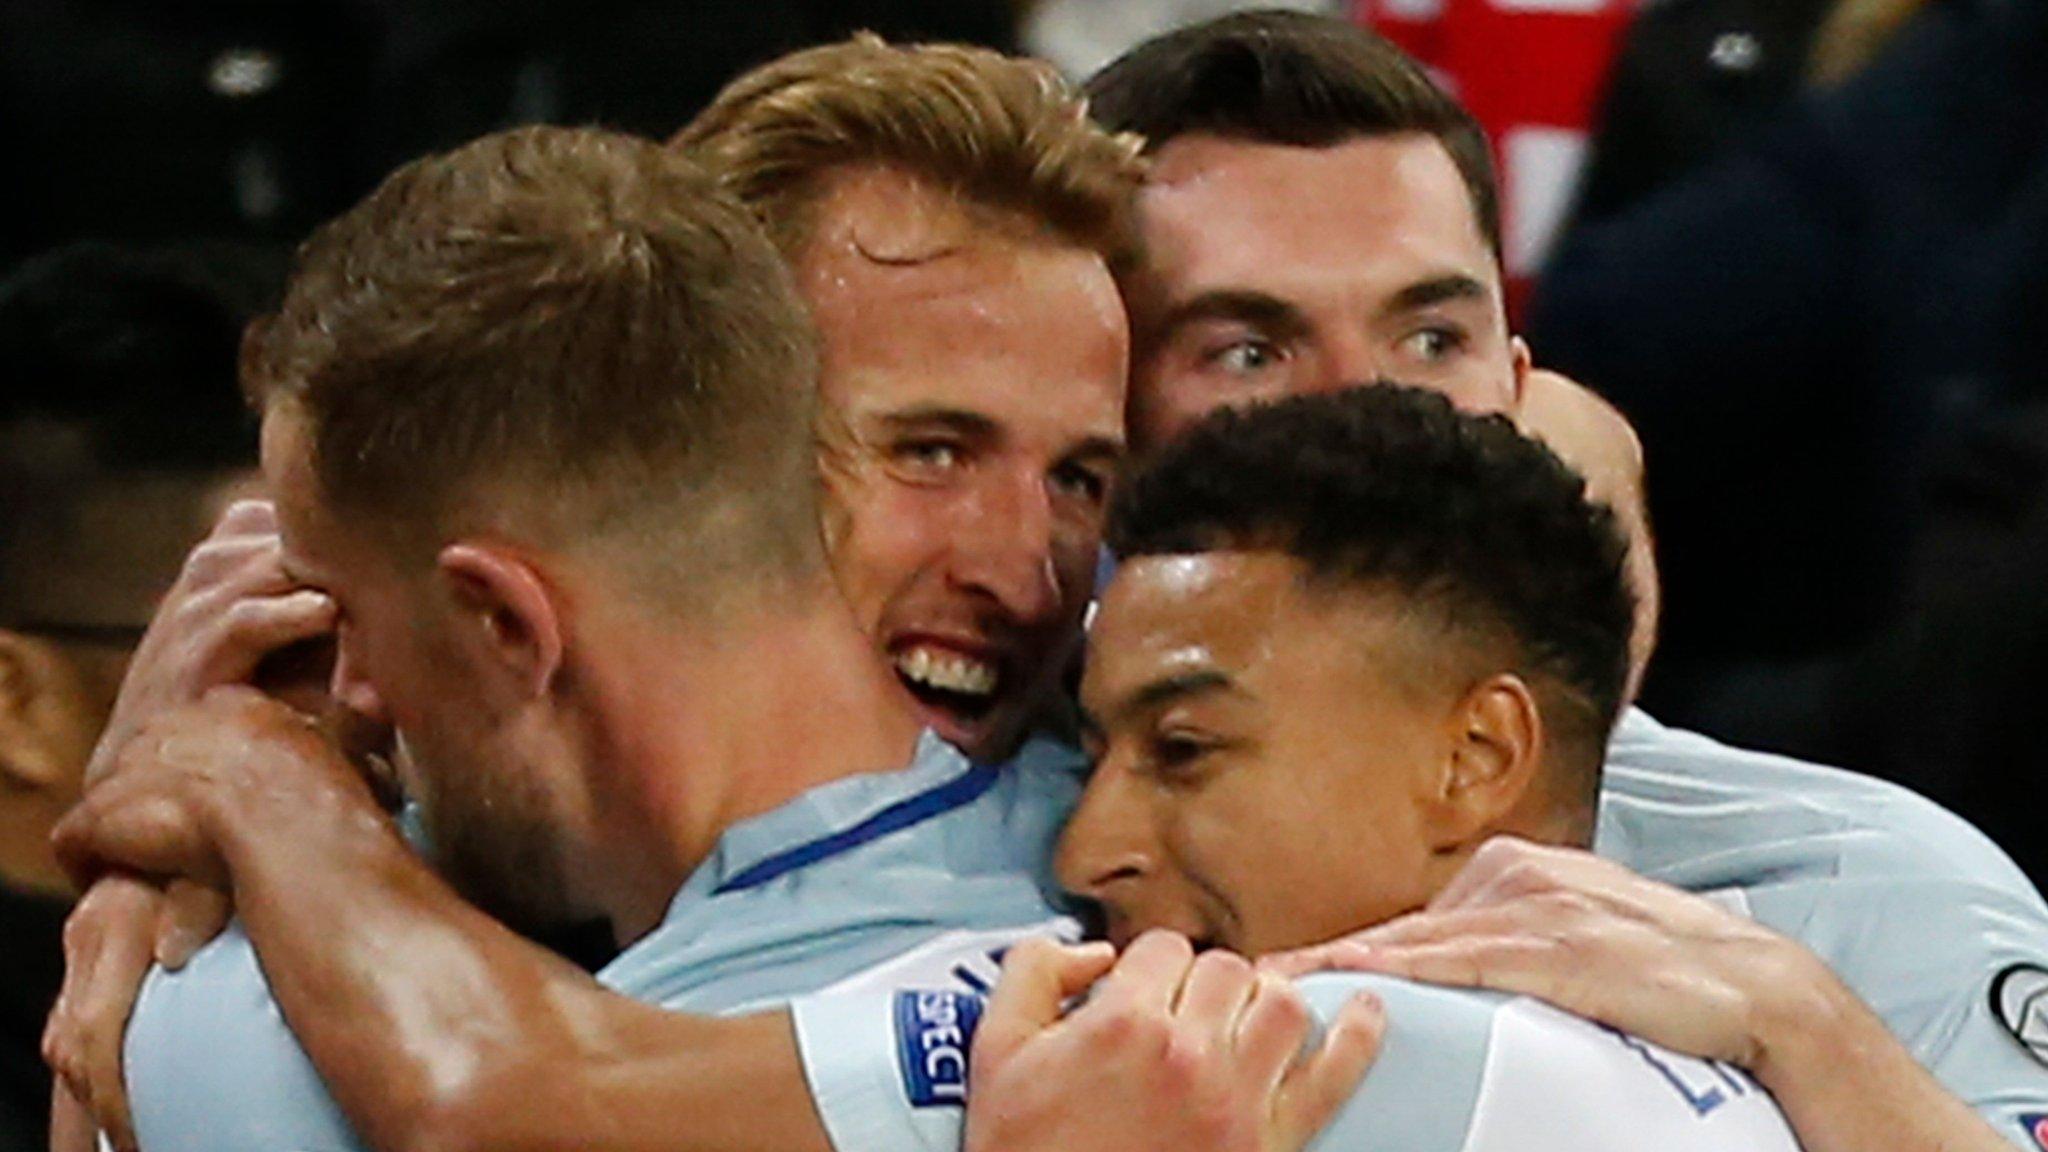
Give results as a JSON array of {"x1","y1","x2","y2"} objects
[{"x1": 891, "y1": 645, "x2": 1001, "y2": 722}]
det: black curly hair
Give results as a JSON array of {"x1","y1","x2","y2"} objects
[{"x1": 1108, "y1": 383, "x2": 1634, "y2": 791}]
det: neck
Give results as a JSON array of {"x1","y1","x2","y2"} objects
[{"x1": 568, "y1": 573, "x2": 923, "y2": 944}]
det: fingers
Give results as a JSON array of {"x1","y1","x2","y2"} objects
[
  {"x1": 978, "y1": 938, "x2": 1116, "y2": 1068},
  {"x1": 1173, "y1": 949, "x2": 1258, "y2": 1035},
  {"x1": 209, "y1": 590, "x2": 338, "y2": 685},
  {"x1": 1257, "y1": 939, "x2": 1377, "y2": 980},
  {"x1": 1275, "y1": 991, "x2": 1385, "y2": 1146},
  {"x1": 50, "y1": 1081, "x2": 103, "y2": 1152},
  {"x1": 51, "y1": 781, "x2": 225, "y2": 892},
  {"x1": 155, "y1": 879, "x2": 234, "y2": 970},
  {"x1": 212, "y1": 499, "x2": 277, "y2": 536},
  {"x1": 1091, "y1": 929, "x2": 1196, "y2": 1017},
  {"x1": 46, "y1": 877, "x2": 160, "y2": 1152},
  {"x1": 1231, "y1": 972, "x2": 1313, "y2": 1086}
]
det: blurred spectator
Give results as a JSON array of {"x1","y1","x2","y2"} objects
[
  {"x1": 375, "y1": 0, "x2": 1023, "y2": 155},
  {"x1": 0, "y1": 242, "x2": 269, "y2": 1151},
  {"x1": 1352, "y1": 0, "x2": 1636, "y2": 314},
  {"x1": 1529, "y1": 0, "x2": 2047, "y2": 773},
  {"x1": 0, "y1": 0, "x2": 385, "y2": 268},
  {"x1": 1836, "y1": 401, "x2": 2048, "y2": 881},
  {"x1": 2, "y1": 2, "x2": 1023, "y2": 271},
  {"x1": 1568, "y1": 0, "x2": 1841, "y2": 223}
]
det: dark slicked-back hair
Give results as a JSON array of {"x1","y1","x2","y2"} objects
[
  {"x1": 1110, "y1": 384, "x2": 1632, "y2": 801},
  {"x1": 1085, "y1": 9, "x2": 1501, "y2": 260}
]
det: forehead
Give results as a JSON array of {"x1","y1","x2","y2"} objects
[
  {"x1": 1087, "y1": 552, "x2": 1416, "y2": 709},
  {"x1": 259, "y1": 406, "x2": 344, "y2": 577},
  {"x1": 1135, "y1": 133, "x2": 1498, "y2": 308},
  {"x1": 794, "y1": 167, "x2": 1128, "y2": 436}
]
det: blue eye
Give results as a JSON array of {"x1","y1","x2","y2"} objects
[{"x1": 1208, "y1": 339, "x2": 1281, "y2": 375}]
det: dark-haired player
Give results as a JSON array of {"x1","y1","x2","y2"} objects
[
  {"x1": 801, "y1": 385, "x2": 1798, "y2": 1152},
  {"x1": 1077, "y1": 14, "x2": 2048, "y2": 1152}
]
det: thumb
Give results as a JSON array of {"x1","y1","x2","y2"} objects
[{"x1": 975, "y1": 939, "x2": 1115, "y2": 1068}]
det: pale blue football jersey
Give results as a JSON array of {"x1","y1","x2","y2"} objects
[
  {"x1": 786, "y1": 707, "x2": 2048, "y2": 1152},
  {"x1": 120, "y1": 732, "x2": 1087, "y2": 1152},
  {"x1": 793, "y1": 969, "x2": 1801, "y2": 1152},
  {"x1": 1600, "y1": 709, "x2": 2048, "y2": 1149}
]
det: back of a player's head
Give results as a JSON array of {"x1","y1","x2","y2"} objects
[
  {"x1": 1085, "y1": 10, "x2": 1501, "y2": 260},
  {"x1": 0, "y1": 241, "x2": 269, "y2": 833},
  {"x1": 243, "y1": 126, "x2": 822, "y2": 609},
  {"x1": 676, "y1": 33, "x2": 1146, "y2": 266},
  {"x1": 0, "y1": 241, "x2": 268, "y2": 632},
  {"x1": 1108, "y1": 384, "x2": 1633, "y2": 812}
]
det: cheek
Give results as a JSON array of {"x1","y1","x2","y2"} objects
[
  {"x1": 1130, "y1": 366, "x2": 1218, "y2": 451},
  {"x1": 1049, "y1": 526, "x2": 1103, "y2": 611},
  {"x1": 821, "y1": 476, "x2": 949, "y2": 634},
  {"x1": 1422, "y1": 350, "x2": 1518, "y2": 416}
]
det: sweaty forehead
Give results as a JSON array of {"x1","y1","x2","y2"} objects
[
  {"x1": 794, "y1": 171, "x2": 1128, "y2": 432},
  {"x1": 1088, "y1": 553, "x2": 1301, "y2": 699},
  {"x1": 1136, "y1": 133, "x2": 1498, "y2": 302},
  {"x1": 1088, "y1": 551, "x2": 1455, "y2": 713}
]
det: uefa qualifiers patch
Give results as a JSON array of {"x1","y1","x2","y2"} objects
[
  {"x1": 2018, "y1": 1113, "x2": 2048, "y2": 1150},
  {"x1": 1990, "y1": 964, "x2": 2048, "y2": 1067},
  {"x1": 895, "y1": 989, "x2": 984, "y2": 1108}
]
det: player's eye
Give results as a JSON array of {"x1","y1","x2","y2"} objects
[
  {"x1": 890, "y1": 438, "x2": 967, "y2": 479},
  {"x1": 1206, "y1": 338, "x2": 1283, "y2": 376},
  {"x1": 1398, "y1": 326, "x2": 1468, "y2": 363},
  {"x1": 1049, "y1": 461, "x2": 1111, "y2": 507},
  {"x1": 1148, "y1": 728, "x2": 1219, "y2": 778}
]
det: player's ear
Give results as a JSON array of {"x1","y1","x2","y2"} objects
[
  {"x1": 0, "y1": 629, "x2": 75, "y2": 791},
  {"x1": 435, "y1": 543, "x2": 563, "y2": 700},
  {"x1": 1508, "y1": 337, "x2": 1533, "y2": 410},
  {"x1": 1422, "y1": 672, "x2": 1543, "y2": 848}
]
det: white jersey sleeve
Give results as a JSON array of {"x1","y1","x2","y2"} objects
[{"x1": 791, "y1": 969, "x2": 1801, "y2": 1152}]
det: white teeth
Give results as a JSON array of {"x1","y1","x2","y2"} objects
[{"x1": 894, "y1": 647, "x2": 998, "y2": 696}]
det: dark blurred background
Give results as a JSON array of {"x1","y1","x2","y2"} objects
[{"x1": 0, "y1": 2, "x2": 2041, "y2": 1148}]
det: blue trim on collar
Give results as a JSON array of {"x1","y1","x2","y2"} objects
[{"x1": 710, "y1": 762, "x2": 1003, "y2": 895}]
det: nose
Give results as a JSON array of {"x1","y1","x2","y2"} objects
[
  {"x1": 949, "y1": 469, "x2": 1062, "y2": 624},
  {"x1": 1054, "y1": 760, "x2": 1155, "y2": 904},
  {"x1": 328, "y1": 642, "x2": 388, "y2": 726},
  {"x1": 1313, "y1": 329, "x2": 1384, "y2": 395}
]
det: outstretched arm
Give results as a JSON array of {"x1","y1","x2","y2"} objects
[
  {"x1": 1264, "y1": 838, "x2": 2028, "y2": 1152},
  {"x1": 52, "y1": 688, "x2": 828, "y2": 1152}
]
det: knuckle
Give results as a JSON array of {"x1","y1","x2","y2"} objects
[
  {"x1": 1193, "y1": 948, "x2": 1253, "y2": 986},
  {"x1": 1157, "y1": 1028, "x2": 1212, "y2": 1088},
  {"x1": 1258, "y1": 983, "x2": 1312, "y2": 1036}
]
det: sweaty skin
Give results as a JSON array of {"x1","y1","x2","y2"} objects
[
  {"x1": 54, "y1": 689, "x2": 826, "y2": 1152},
  {"x1": 52, "y1": 691, "x2": 1370, "y2": 1152}
]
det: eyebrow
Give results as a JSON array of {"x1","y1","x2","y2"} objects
[
  {"x1": 1381, "y1": 274, "x2": 1491, "y2": 318},
  {"x1": 1064, "y1": 434, "x2": 1128, "y2": 466},
  {"x1": 872, "y1": 406, "x2": 1000, "y2": 439},
  {"x1": 877, "y1": 405, "x2": 1126, "y2": 461},
  {"x1": 1151, "y1": 290, "x2": 1312, "y2": 346},
  {"x1": 1084, "y1": 668, "x2": 1245, "y2": 739}
]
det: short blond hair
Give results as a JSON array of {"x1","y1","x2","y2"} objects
[
  {"x1": 245, "y1": 126, "x2": 823, "y2": 607},
  {"x1": 675, "y1": 33, "x2": 1145, "y2": 265}
]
